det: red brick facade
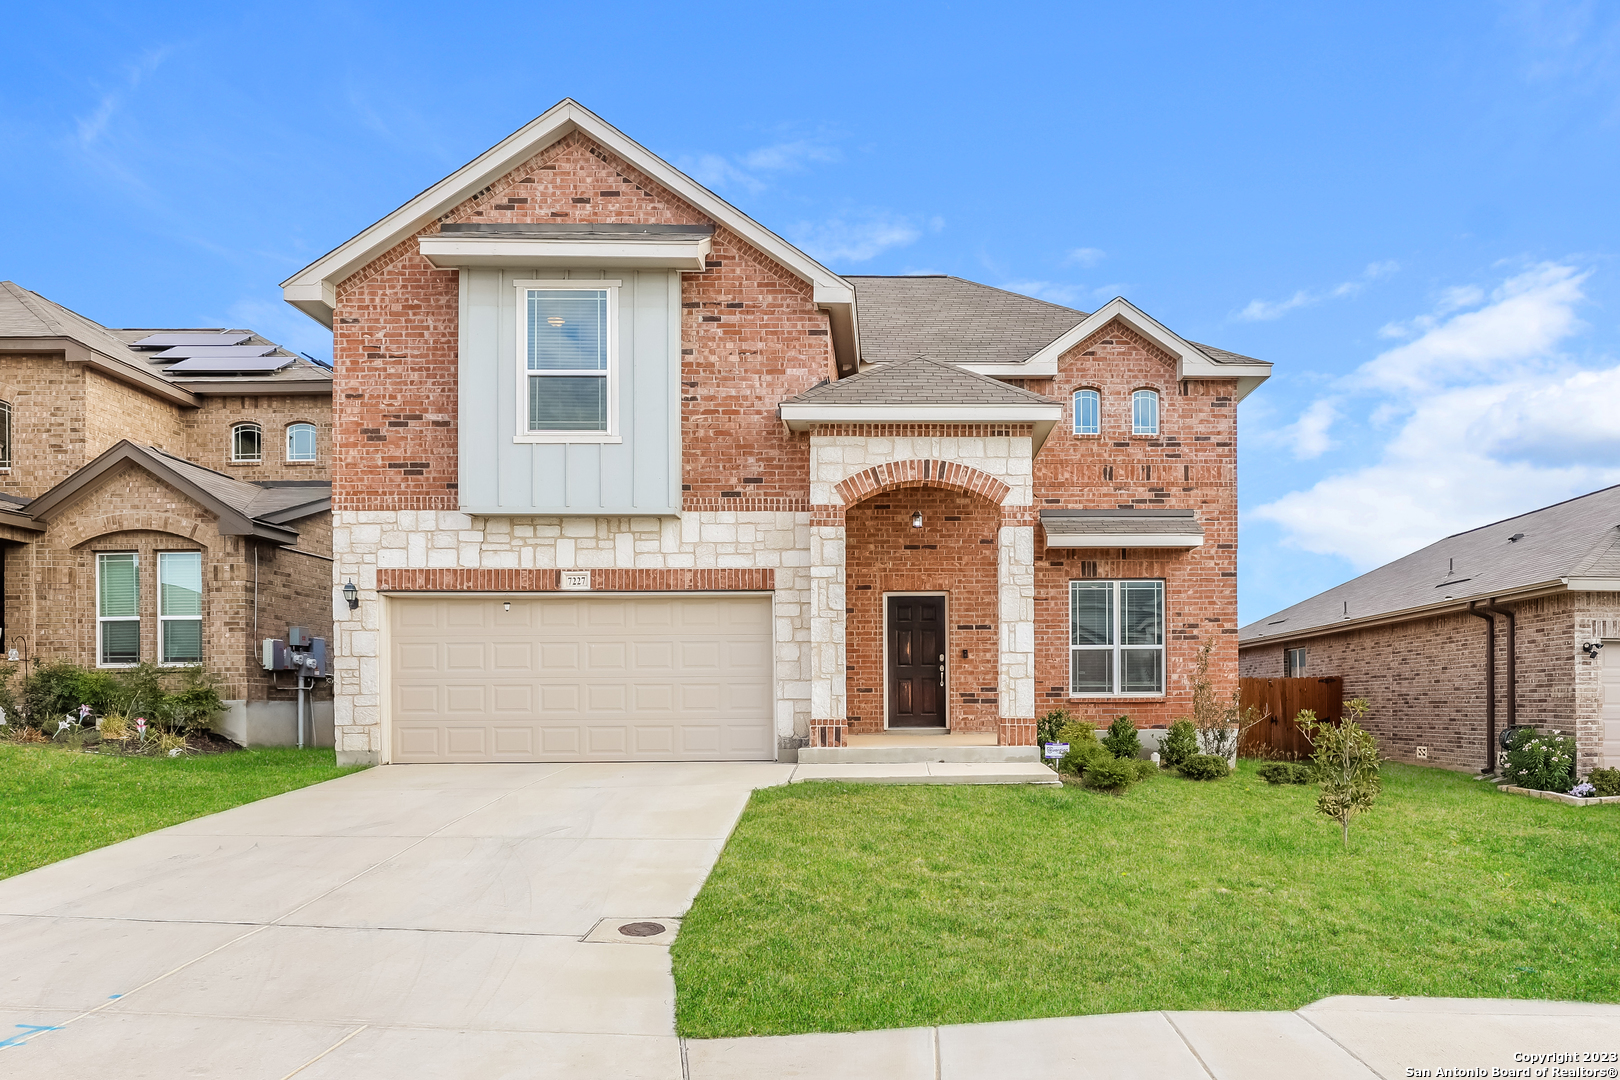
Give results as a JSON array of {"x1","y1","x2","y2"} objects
[
  {"x1": 331, "y1": 131, "x2": 834, "y2": 514},
  {"x1": 844, "y1": 488, "x2": 1002, "y2": 734}
]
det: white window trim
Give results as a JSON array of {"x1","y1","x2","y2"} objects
[
  {"x1": 0, "y1": 399, "x2": 12, "y2": 470},
  {"x1": 1069, "y1": 578, "x2": 1166, "y2": 698},
  {"x1": 285, "y1": 423, "x2": 318, "y2": 463},
  {"x1": 512, "y1": 279, "x2": 623, "y2": 445},
  {"x1": 96, "y1": 551, "x2": 140, "y2": 668},
  {"x1": 1072, "y1": 388, "x2": 1100, "y2": 436},
  {"x1": 1131, "y1": 390, "x2": 1159, "y2": 436},
  {"x1": 158, "y1": 551, "x2": 204, "y2": 667},
  {"x1": 231, "y1": 422, "x2": 263, "y2": 464},
  {"x1": 1285, "y1": 646, "x2": 1307, "y2": 678}
]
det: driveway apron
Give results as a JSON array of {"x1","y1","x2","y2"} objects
[{"x1": 0, "y1": 761, "x2": 792, "y2": 1079}]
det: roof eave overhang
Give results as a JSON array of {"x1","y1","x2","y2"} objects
[
  {"x1": 176, "y1": 378, "x2": 333, "y2": 394},
  {"x1": 958, "y1": 298, "x2": 1274, "y2": 401},
  {"x1": 1042, "y1": 532, "x2": 1204, "y2": 549},
  {"x1": 0, "y1": 509, "x2": 45, "y2": 533},
  {"x1": 782, "y1": 402, "x2": 1060, "y2": 455},
  {"x1": 281, "y1": 98, "x2": 856, "y2": 348},
  {"x1": 0, "y1": 336, "x2": 197, "y2": 407},
  {"x1": 1236, "y1": 578, "x2": 1585, "y2": 647},
  {"x1": 418, "y1": 235, "x2": 712, "y2": 270},
  {"x1": 257, "y1": 497, "x2": 333, "y2": 525}
]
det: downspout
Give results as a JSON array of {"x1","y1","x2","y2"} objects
[
  {"x1": 1467, "y1": 603, "x2": 1496, "y2": 773},
  {"x1": 1482, "y1": 599, "x2": 1517, "y2": 737}
]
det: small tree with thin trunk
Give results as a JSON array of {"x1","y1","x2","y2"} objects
[
  {"x1": 1303, "y1": 699, "x2": 1381, "y2": 849},
  {"x1": 1184, "y1": 640, "x2": 1265, "y2": 761}
]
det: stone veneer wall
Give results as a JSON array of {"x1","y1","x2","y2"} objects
[{"x1": 330, "y1": 509, "x2": 812, "y2": 764}]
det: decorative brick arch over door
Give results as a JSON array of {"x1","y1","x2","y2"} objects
[{"x1": 819, "y1": 459, "x2": 1016, "y2": 526}]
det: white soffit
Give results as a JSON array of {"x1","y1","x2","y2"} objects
[
  {"x1": 959, "y1": 297, "x2": 1273, "y2": 401},
  {"x1": 1042, "y1": 532, "x2": 1206, "y2": 549},
  {"x1": 418, "y1": 235, "x2": 712, "y2": 270},
  {"x1": 281, "y1": 98, "x2": 854, "y2": 330}
]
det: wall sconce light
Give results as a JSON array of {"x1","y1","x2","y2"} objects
[
  {"x1": 504, "y1": 602, "x2": 511, "y2": 612},
  {"x1": 911, "y1": 511, "x2": 923, "y2": 529},
  {"x1": 342, "y1": 581, "x2": 359, "y2": 610}
]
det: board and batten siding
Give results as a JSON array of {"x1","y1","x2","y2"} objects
[{"x1": 456, "y1": 267, "x2": 682, "y2": 515}]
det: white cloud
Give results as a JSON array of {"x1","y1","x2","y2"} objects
[
  {"x1": 996, "y1": 280, "x2": 1088, "y2": 306},
  {"x1": 1066, "y1": 247, "x2": 1106, "y2": 268},
  {"x1": 1279, "y1": 399, "x2": 1338, "y2": 460},
  {"x1": 790, "y1": 215, "x2": 922, "y2": 263},
  {"x1": 677, "y1": 136, "x2": 841, "y2": 194},
  {"x1": 1236, "y1": 260, "x2": 1399, "y2": 322},
  {"x1": 1355, "y1": 263, "x2": 1587, "y2": 391},
  {"x1": 1250, "y1": 261, "x2": 1616, "y2": 570},
  {"x1": 75, "y1": 47, "x2": 171, "y2": 148}
]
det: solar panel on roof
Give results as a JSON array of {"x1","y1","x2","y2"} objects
[
  {"x1": 132, "y1": 333, "x2": 251, "y2": 348},
  {"x1": 152, "y1": 344, "x2": 277, "y2": 360},
  {"x1": 163, "y1": 356, "x2": 296, "y2": 375}
]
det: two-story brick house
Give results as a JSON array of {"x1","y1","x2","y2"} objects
[
  {"x1": 0, "y1": 282, "x2": 334, "y2": 744},
  {"x1": 282, "y1": 100, "x2": 1269, "y2": 767}
]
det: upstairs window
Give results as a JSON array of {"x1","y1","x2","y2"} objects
[
  {"x1": 231, "y1": 423, "x2": 262, "y2": 463},
  {"x1": 159, "y1": 552, "x2": 204, "y2": 665},
  {"x1": 1132, "y1": 389, "x2": 1159, "y2": 435},
  {"x1": 286, "y1": 423, "x2": 317, "y2": 462},
  {"x1": 1073, "y1": 389, "x2": 1099, "y2": 435},
  {"x1": 518, "y1": 284, "x2": 615, "y2": 437},
  {"x1": 1070, "y1": 579, "x2": 1165, "y2": 696},
  {"x1": 0, "y1": 400, "x2": 11, "y2": 468},
  {"x1": 97, "y1": 552, "x2": 140, "y2": 666}
]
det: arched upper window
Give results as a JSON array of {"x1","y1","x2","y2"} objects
[
  {"x1": 231, "y1": 423, "x2": 262, "y2": 464},
  {"x1": 286, "y1": 423, "x2": 317, "y2": 463},
  {"x1": 0, "y1": 400, "x2": 11, "y2": 469},
  {"x1": 1073, "y1": 389, "x2": 1099, "y2": 435},
  {"x1": 1131, "y1": 390, "x2": 1159, "y2": 436}
]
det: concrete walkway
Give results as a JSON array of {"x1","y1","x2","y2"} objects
[{"x1": 0, "y1": 762, "x2": 1614, "y2": 1078}]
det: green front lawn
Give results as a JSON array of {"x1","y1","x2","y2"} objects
[
  {"x1": 672, "y1": 762, "x2": 1620, "y2": 1038},
  {"x1": 0, "y1": 745, "x2": 364, "y2": 879}
]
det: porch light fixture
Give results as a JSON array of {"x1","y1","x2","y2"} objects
[
  {"x1": 911, "y1": 512, "x2": 923, "y2": 529},
  {"x1": 342, "y1": 581, "x2": 359, "y2": 610}
]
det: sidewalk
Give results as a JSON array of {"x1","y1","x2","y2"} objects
[{"x1": 685, "y1": 996, "x2": 1620, "y2": 1080}]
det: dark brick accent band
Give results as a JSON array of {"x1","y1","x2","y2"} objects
[{"x1": 377, "y1": 567, "x2": 774, "y2": 593}]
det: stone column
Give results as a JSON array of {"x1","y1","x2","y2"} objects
[
  {"x1": 997, "y1": 520, "x2": 1037, "y2": 744},
  {"x1": 808, "y1": 522, "x2": 847, "y2": 747}
]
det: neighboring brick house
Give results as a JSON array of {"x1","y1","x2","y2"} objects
[
  {"x1": 280, "y1": 99, "x2": 1270, "y2": 767},
  {"x1": 0, "y1": 282, "x2": 334, "y2": 744},
  {"x1": 1239, "y1": 486, "x2": 1620, "y2": 777}
]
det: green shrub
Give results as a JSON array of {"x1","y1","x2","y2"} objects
[
  {"x1": 1058, "y1": 739, "x2": 1112, "y2": 776},
  {"x1": 1158, "y1": 719, "x2": 1198, "y2": 769},
  {"x1": 1084, "y1": 755, "x2": 1136, "y2": 791},
  {"x1": 1588, "y1": 767, "x2": 1620, "y2": 798},
  {"x1": 1036, "y1": 708, "x2": 1073, "y2": 751},
  {"x1": 1058, "y1": 721, "x2": 1098, "y2": 745},
  {"x1": 1258, "y1": 761, "x2": 1314, "y2": 785},
  {"x1": 20, "y1": 661, "x2": 226, "y2": 735},
  {"x1": 1503, "y1": 727, "x2": 1576, "y2": 792},
  {"x1": 1179, "y1": 754, "x2": 1230, "y2": 781},
  {"x1": 1132, "y1": 758, "x2": 1157, "y2": 781},
  {"x1": 1102, "y1": 715, "x2": 1140, "y2": 760}
]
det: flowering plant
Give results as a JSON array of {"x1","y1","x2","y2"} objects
[
  {"x1": 1569, "y1": 782, "x2": 1597, "y2": 799},
  {"x1": 1503, "y1": 728, "x2": 1576, "y2": 792}
]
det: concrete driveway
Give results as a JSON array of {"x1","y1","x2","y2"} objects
[{"x1": 0, "y1": 761, "x2": 792, "y2": 1078}]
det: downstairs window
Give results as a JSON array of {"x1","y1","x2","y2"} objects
[{"x1": 1070, "y1": 579, "x2": 1164, "y2": 695}]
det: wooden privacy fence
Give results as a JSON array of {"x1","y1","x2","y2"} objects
[{"x1": 1239, "y1": 677, "x2": 1344, "y2": 759}]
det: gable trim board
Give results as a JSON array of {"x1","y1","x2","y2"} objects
[
  {"x1": 1040, "y1": 509, "x2": 1205, "y2": 549},
  {"x1": 420, "y1": 234, "x2": 713, "y2": 271},
  {"x1": 280, "y1": 98, "x2": 859, "y2": 370},
  {"x1": 954, "y1": 297, "x2": 1273, "y2": 400}
]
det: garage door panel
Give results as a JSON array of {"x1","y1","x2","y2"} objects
[{"x1": 390, "y1": 595, "x2": 772, "y2": 762}]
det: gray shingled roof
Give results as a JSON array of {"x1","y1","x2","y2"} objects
[
  {"x1": 1240, "y1": 485, "x2": 1620, "y2": 643},
  {"x1": 781, "y1": 354, "x2": 1056, "y2": 407},
  {"x1": 849, "y1": 276, "x2": 1089, "y2": 366},
  {"x1": 1041, "y1": 509, "x2": 1203, "y2": 537},
  {"x1": 0, "y1": 281, "x2": 331, "y2": 387}
]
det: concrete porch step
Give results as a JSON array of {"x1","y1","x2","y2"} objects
[{"x1": 791, "y1": 761, "x2": 1060, "y2": 785}]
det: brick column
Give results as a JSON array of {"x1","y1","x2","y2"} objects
[
  {"x1": 997, "y1": 521, "x2": 1036, "y2": 744},
  {"x1": 809, "y1": 522, "x2": 847, "y2": 747}
]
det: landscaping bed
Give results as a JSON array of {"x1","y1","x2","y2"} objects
[
  {"x1": 671, "y1": 761, "x2": 1620, "y2": 1038},
  {"x1": 0, "y1": 745, "x2": 364, "y2": 880}
]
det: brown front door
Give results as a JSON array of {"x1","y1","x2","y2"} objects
[{"x1": 887, "y1": 595, "x2": 945, "y2": 728}]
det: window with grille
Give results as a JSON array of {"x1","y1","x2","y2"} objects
[
  {"x1": 1073, "y1": 389, "x2": 1099, "y2": 435},
  {"x1": 286, "y1": 423, "x2": 317, "y2": 462},
  {"x1": 97, "y1": 552, "x2": 140, "y2": 666},
  {"x1": 1070, "y1": 579, "x2": 1164, "y2": 695},
  {"x1": 1132, "y1": 389, "x2": 1159, "y2": 435},
  {"x1": 231, "y1": 423, "x2": 262, "y2": 463}
]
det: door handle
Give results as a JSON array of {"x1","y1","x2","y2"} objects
[{"x1": 938, "y1": 653, "x2": 945, "y2": 680}]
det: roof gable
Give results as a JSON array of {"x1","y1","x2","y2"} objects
[{"x1": 281, "y1": 99, "x2": 854, "y2": 331}]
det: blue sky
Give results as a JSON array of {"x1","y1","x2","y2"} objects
[{"x1": 4, "y1": 2, "x2": 1618, "y2": 623}]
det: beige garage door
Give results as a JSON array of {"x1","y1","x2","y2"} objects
[{"x1": 389, "y1": 594, "x2": 774, "y2": 763}]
